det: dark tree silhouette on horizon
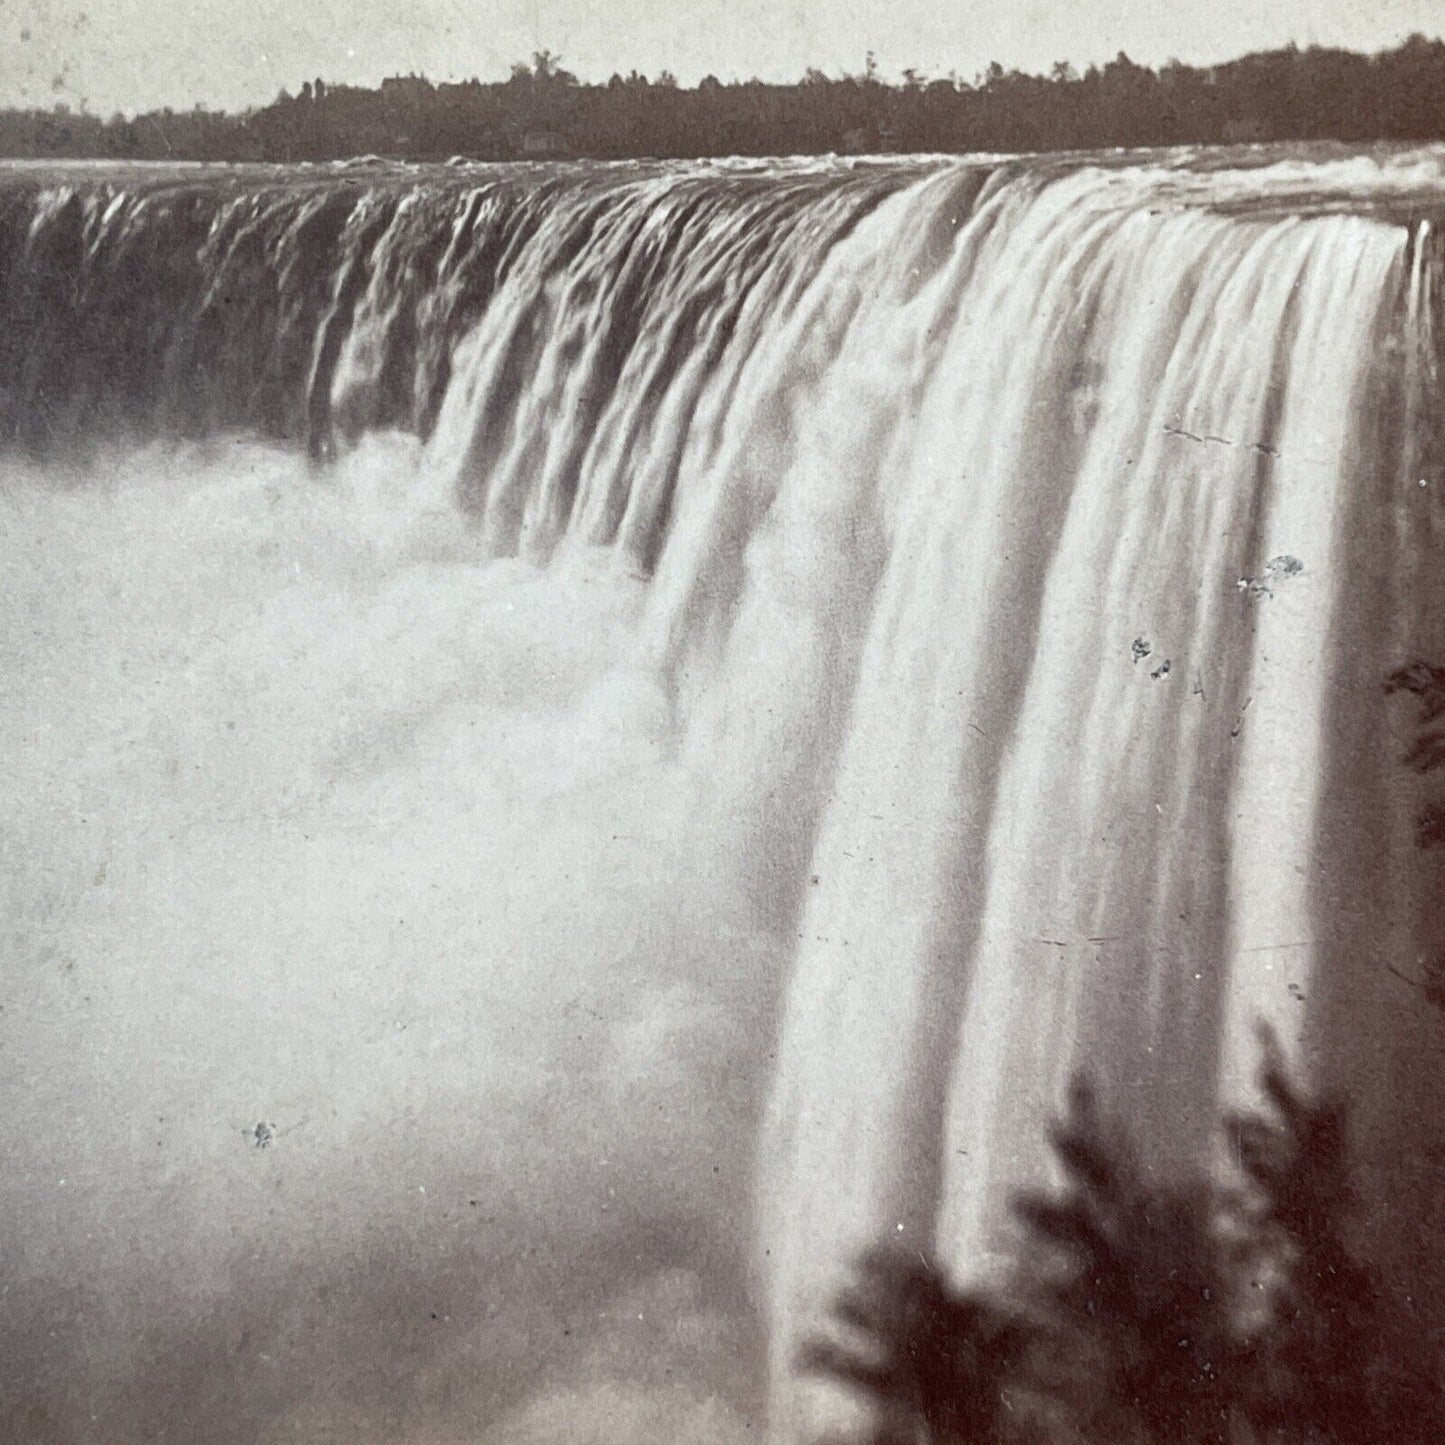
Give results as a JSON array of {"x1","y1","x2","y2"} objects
[{"x1": 7, "y1": 36, "x2": 1445, "y2": 162}]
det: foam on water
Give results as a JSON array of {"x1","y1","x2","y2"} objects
[{"x1": 0, "y1": 436, "x2": 776, "y2": 1442}]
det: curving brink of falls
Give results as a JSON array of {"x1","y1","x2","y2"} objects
[{"x1": 3, "y1": 150, "x2": 1445, "y2": 1443}]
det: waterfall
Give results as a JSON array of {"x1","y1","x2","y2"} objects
[{"x1": 3, "y1": 150, "x2": 1444, "y2": 1444}]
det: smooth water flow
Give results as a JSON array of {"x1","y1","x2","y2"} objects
[{"x1": 3, "y1": 151, "x2": 1444, "y2": 1443}]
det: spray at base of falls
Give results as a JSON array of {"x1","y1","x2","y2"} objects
[{"x1": 2, "y1": 150, "x2": 1444, "y2": 1443}]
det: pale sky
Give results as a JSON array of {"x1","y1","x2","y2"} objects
[{"x1": 4, "y1": 0, "x2": 1445, "y2": 115}]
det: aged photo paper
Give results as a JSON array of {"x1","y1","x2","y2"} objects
[{"x1": 4, "y1": 3, "x2": 1445, "y2": 1441}]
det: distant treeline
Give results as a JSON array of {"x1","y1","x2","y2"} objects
[{"x1": 7, "y1": 37, "x2": 1445, "y2": 162}]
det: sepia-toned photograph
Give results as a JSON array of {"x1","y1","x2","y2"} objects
[{"x1": 4, "y1": 3, "x2": 1445, "y2": 1441}]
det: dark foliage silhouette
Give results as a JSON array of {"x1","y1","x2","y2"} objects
[
  {"x1": 799, "y1": 1248, "x2": 1032, "y2": 1445},
  {"x1": 804, "y1": 1032, "x2": 1444, "y2": 1444},
  {"x1": 1384, "y1": 661, "x2": 1445, "y2": 1019},
  {"x1": 1386, "y1": 661, "x2": 1445, "y2": 781},
  {"x1": 1224, "y1": 1031, "x2": 1424, "y2": 1444},
  {"x1": 8, "y1": 36, "x2": 1445, "y2": 162},
  {"x1": 1014, "y1": 1081, "x2": 1247, "y2": 1445}
]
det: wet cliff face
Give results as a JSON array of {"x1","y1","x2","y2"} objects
[{"x1": 2, "y1": 151, "x2": 1444, "y2": 1445}]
